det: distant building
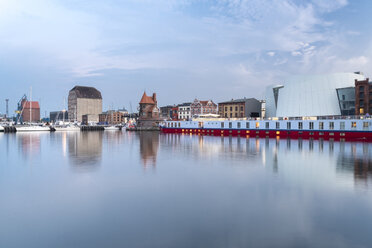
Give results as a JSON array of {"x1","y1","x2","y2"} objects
[
  {"x1": 355, "y1": 78, "x2": 372, "y2": 115},
  {"x1": 171, "y1": 106, "x2": 178, "y2": 120},
  {"x1": 218, "y1": 98, "x2": 261, "y2": 118},
  {"x1": 99, "y1": 110, "x2": 125, "y2": 125},
  {"x1": 137, "y1": 92, "x2": 161, "y2": 128},
  {"x1": 160, "y1": 105, "x2": 174, "y2": 119},
  {"x1": 50, "y1": 110, "x2": 69, "y2": 123},
  {"x1": 22, "y1": 101, "x2": 40, "y2": 122},
  {"x1": 68, "y1": 86, "x2": 102, "y2": 122},
  {"x1": 190, "y1": 99, "x2": 217, "y2": 117},
  {"x1": 265, "y1": 73, "x2": 366, "y2": 117},
  {"x1": 178, "y1": 102, "x2": 191, "y2": 120}
]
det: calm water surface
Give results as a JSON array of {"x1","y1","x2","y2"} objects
[{"x1": 1, "y1": 131, "x2": 372, "y2": 248}]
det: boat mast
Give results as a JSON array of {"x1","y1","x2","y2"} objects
[{"x1": 30, "y1": 86, "x2": 32, "y2": 124}]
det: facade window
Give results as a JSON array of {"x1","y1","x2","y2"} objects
[
  {"x1": 221, "y1": 122, "x2": 224, "y2": 128},
  {"x1": 237, "y1": 122, "x2": 241, "y2": 128},
  {"x1": 235, "y1": 113, "x2": 238, "y2": 117},
  {"x1": 319, "y1": 122, "x2": 324, "y2": 130},
  {"x1": 240, "y1": 113, "x2": 244, "y2": 117},
  {"x1": 363, "y1": 122, "x2": 369, "y2": 129},
  {"x1": 178, "y1": 122, "x2": 181, "y2": 128},
  {"x1": 340, "y1": 122, "x2": 345, "y2": 130},
  {"x1": 246, "y1": 122, "x2": 250, "y2": 129},
  {"x1": 298, "y1": 122, "x2": 303, "y2": 129},
  {"x1": 360, "y1": 92, "x2": 364, "y2": 98},
  {"x1": 342, "y1": 95, "x2": 345, "y2": 100},
  {"x1": 276, "y1": 122, "x2": 280, "y2": 129},
  {"x1": 287, "y1": 122, "x2": 291, "y2": 130},
  {"x1": 240, "y1": 106, "x2": 243, "y2": 111},
  {"x1": 309, "y1": 122, "x2": 314, "y2": 130},
  {"x1": 230, "y1": 113, "x2": 232, "y2": 118},
  {"x1": 255, "y1": 122, "x2": 259, "y2": 129},
  {"x1": 329, "y1": 122, "x2": 334, "y2": 130},
  {"x1": 351, "y1": 122, "x2": 357, "y2": 128},
  {"x1": 235, "y1": 106, "x2": 238, "y2": 111},
  {"x1": 230, "y1": 107, "x2": 232, "y2": 111},
  {"x1": 359, "y1": 86, "x2": 365, "y2": 91},
  {"x1": 229, "y1": 122, "x2": 232, "y2": 128},
  {"x1": 265, "y1": 122, "x2": 269, "y2": 129},
  {"x1": 225, "y1": 113, "x2": 227, "y2": 118},
  {"x1": 225, "y1": 107, "x2": 227, "y2": 111}
]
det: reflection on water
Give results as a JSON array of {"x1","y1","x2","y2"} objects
[
  {"x1": 139, "y1": 132, "x2": 159, "y2": 168},
  {"x1": 68, "y1": 132, "x2": 103, "y2": 170},
  {"x1": 2, "y1": 132, "x2": 372, "y2": 247}
]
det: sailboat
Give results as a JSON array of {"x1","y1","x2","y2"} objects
[{"x1": 16, "y1": 87, "x2": 51, "y2": 132}]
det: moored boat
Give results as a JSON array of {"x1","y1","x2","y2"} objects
[
  {"x1": 161, "y1": 116, "x2": 372, "y2": 141},
  {"x1": 16, "y1": 125, "x2": 52, "y2": 132},
  {"x1": 0, "y1": 126, "x2": 4, "y2": 132},
  {"x1": 104, "y1": 126, "x2": 122, "y2": 131}
]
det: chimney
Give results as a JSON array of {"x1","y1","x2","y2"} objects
[{"x1": 152, "y1": 93, "x2": 157, "y2": 104}]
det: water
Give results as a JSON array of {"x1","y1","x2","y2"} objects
[{"x1": 1, "y1": 131, "x2": 372, "y2": 248}]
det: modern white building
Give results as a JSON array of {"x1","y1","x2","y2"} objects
[
  {"x1": 178, "y1": 102, "x2": 191, "y2": 120},
  {"x1": 265, "y1": 73, "x2": 366, "y2": 118}
]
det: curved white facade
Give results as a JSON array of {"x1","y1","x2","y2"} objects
[{"x1": 265, "y1": 73, "x2": 366, "y2": 117}]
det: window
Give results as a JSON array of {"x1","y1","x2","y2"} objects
[
  {"x1": 287, "y1": 122, "x2": 291, "y2": 130},
  {"x1": 221, "y1": 122, "x2": 224, "y2": 128},
  {"x1": 329, "y1": 122, "x2": 334, "y2": 130},
  {"x1": 351, "y1": 122, "x2": 357, "y2": 128},
  {"x1": 240, "y1": 106, "x2": 243, "y2": 111},
  {"x1": 256, "y1": 122, "x2": 259, "y2": 129},
  {"x1": 230, "y1": 113, "x2": 232, "y2": 118},
  {"x1": 225, "y1": 107, "x2": 227, "y2": 111},
  {"x1": 359, "y1": 86, "x2": 365, "y2": 91},
  {"x1": 340, "y1": 122, "x2": 345, "y2": 130},
  {"x1": 235, "y1": 106, "x2": 238, "y2": 111},
  {"x1": 319, "y1": 122, "x2": 324, "y2": 130},
  {"x1": 237, "y1": 122, "x2": 241, "y2": 128},
  {"x1": 235, "y1": 113, "x2": 238, "y2": 117},
  {"x1": 298, "y1": 122, "x2": 303, "y2": 130},
  {"x1": 363, "y1": 122, "x2": 369, "y2": 129},
  {"x1": 246, "y1": 122, "x2": 250, "y2": 129},
  {"x1": 309, "y1": 122, "x2": 314, "y2": 130},
  {"x1": 343, "y1": 104, "x2": 346, "y2": 109},
  {"x1": 265, "y1": 122, "x2": 269, "y2": 129},
  {"x1": 224, "y1": 113, "x2": 227, "y2": 118},
  {"x1": 360, "y1": 100, "x2": 364, "y2": 107},
  {"x1": 342, "y1": 95, "x2": 345, "y2": 100},
  {"x1": 276, "y1": 122, "x2": 280, "y2": 129},
  {"x1": 229, "y1": 122, "x2": 232, "y2": 128},
  {"x1": 230, "y1": 107, "x2": 232, "y2": 111},
  {"x1": 178, "y1": 122, "x2": 181, "y2": 128}
]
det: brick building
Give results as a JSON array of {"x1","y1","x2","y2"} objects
[
  {"x1": 190, "y1": 99, "x2": 217, "y2": 117},
  {"x1": 68, "y1": 86, "x2": 102, "y2": 122},
  {"x1": 22, "y1": 101, "x2": 40, "y2": 122},
  {"x1": 137, "y1": 92, "x2": 161, "y2": 128},
  {"x1": 99, "y1": 111, "x2": 125, "y2": 124},
  {"x1": 355, "y1": 78, "x2": 372, "y2": 115},
  {"x1": 218, "y1": 98, "x2": 261, "y2": 118}
]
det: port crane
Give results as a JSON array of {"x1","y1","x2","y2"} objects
[{"x1": 16, "y1": 94, "x2": 27, "y2": 124}]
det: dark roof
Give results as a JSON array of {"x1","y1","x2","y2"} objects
[
  {"x1": 218, "y1": 98, "x2": 258, "y2": 104},
  {"x1": 178, "y1": 102, "x2": 191, "y2": 107},
  {"x1": 70, "y1": 86, "x2": 102, "y2": 99}
]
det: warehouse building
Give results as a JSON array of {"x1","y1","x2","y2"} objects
[{"x1": 68, "y1": 86, "x2": 102, "y2": 123}]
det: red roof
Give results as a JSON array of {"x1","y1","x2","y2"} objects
[
  {"x1": 139, "y1": 92, "x2": 155, "y2": 104},
  {"x1": 23, "y1": 101, "x2": 40, "y2": 109}
]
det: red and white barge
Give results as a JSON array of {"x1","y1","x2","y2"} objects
[{"x1": 161, "y1": 116, "x2": 372, "y2": 141}]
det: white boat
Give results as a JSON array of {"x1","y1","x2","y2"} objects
[
  {"x1": 104, "y1": 126, "x2": 122, "y2": 131},
  {"x1": 16, "y1": 126, "x2": 51, "y2": 132},
  {"x1": 0, "y1": 126, "x2": 4, "y2": 132},
  {"x1": 54, "y1": 125, "x2": 80, "y2": 132}
]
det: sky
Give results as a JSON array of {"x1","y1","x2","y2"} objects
[{"x1": 0, "y1": 0, "x2": 372, "y2": 116}]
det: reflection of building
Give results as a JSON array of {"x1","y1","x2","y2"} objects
[
  {"x1": 22, "y1": 101, "x2": 40, "y2": 122},
  {"x1": 265, "y1": 72, "x2": 366, "y2": 117},
  {"x1": 190, "y1": 99, "x2": 217, "y2": 117},
  {"x1": 68, "y1": 86, "x2": 102, "y2": 122},
  {"x1": 18, "y1": 133, "x2": 41, "y2": 157},
  {"x1": 218, "y1": 98, "x2": 261, "y2": 118},
  {"x1": 139, "y1": 132, "x2": 159, "y2": 167},
  {"x1": 68, "y1": 132, "x2": 103, "y2": 168}
]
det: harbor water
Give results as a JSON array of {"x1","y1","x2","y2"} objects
[{"x1": 1, "y1": 131, "x2": 372, "y2": 248}]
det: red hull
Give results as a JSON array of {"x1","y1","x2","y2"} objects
[{"x1": 161, "y1": 127, "x2": 372, "y2": 141}]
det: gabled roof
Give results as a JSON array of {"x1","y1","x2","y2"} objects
[
  {"x1": 70, "y1": 86, "x2": 102, "y2": 99},
  {"x1": 23, "y1": 101, "x2": 40, "y2": 109},
  {"x1": 139, "y1": 92, "x2": 155, "y2": 104}
]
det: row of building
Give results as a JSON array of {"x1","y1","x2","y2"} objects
[
  {"x1": 159, "y1": 98, "x2": 262, "y2": 121},
  {"x1": 16, "y1": 71, "x2": 372, "y2": 124}
]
